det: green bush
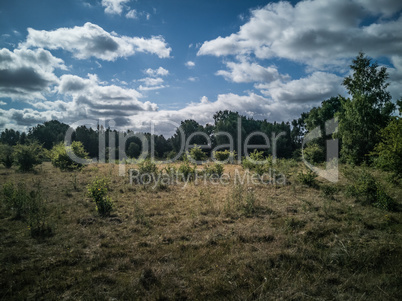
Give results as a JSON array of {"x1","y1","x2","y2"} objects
[
  {"x1": 371, "y1": 118, "x2": 402, "y2": 176},
  {"x1": 297, "y1": 170, "x2": 318, "y2": 188},
  {"x1": 303, "y1": 142, "x2": 325, "y2": 163},
  {"x1": 242, "y1": 150, "x2": 269, "y2": 172},
  {"x1": 213, "y1": 150, "x2": 236, "y2": 163},
  {"x1": 188, "y1": 145, "x2": 207, "y2": 163},
  {"x1": 87, "y1": 178, "x2": 113, "y2": 216},
  {"x1": 204, "y1": 163, "x2": 224, "y2": 178},
  {"x1": 2, "y1": 182, "x2": 29, "y2": 219},
  {"x1": 13, "y1": 143, "x2": 43, "y2": 171},
  {"x1": 0, "y1": 143, "x2": 14, "y2": 168},
  {"x1": 138, "y1": 159, "x2": 158, "y2": 184},
  {"x1": 50, "y1": 141, "x2": 88, "y2": 171},
  {"x1": 26, "y1": 186, "x2": 53, "y2": 238},
  {"x1": 374, "y1": 187, "x2": 397, "y2": 211},
  {"x1": 2, "y1": 181, "x2": 52, "y2": 237},
  {"x1": 178, "y1": 161, "x2": 196, "y2": 181},
  {"x1": 345, "y1": 169, "x2": 397, "y2": 211}
]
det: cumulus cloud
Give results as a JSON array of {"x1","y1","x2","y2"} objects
[
  {"x1": 0, "y1": 107, "x2": 64, "y2": 128},
  {"x1": 144, "y1": 67, "x2": 169, "y2": 77},
  {"x1": 138, "y1": 67, "x2": 169, "y2": 91},
  {"x1": 0, "y1": 47, "x2": 66, "y2": 100},
  {"x1": 126, "y1": 9, "x2": 138, "y2": 19},
  {"x1": 102, "y1": 0, "x2": 130, "y2": 15},
  {"x1": 216, "y1": 59, "x2": 288, "y2": 83},
  {"x1": 59, "y1": 73, "x2": 157, "y2": 110},
  {"x1": 255, "y1": 72, "x2": 346, "y2": 103},
  {"x1": 197, "y1": 0, "x2": 402, "y2": 68},
  {"x1": 185, "y1": 61, "x2": 195, "y2": 68},
  {"x1": 23, "y1": 22, "x2": 172, "y2": 61}
]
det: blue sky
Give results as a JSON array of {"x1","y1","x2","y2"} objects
[{"x1": 1, "y1": 0, "x2": 401, "y2": 135}]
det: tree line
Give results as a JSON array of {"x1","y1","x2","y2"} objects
[{"x1": 0, "y1": 52, "x2": 401, "y2": 175}]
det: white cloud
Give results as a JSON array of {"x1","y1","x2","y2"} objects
[
  {"x1": 53, "y1": 74, "x2": 158, "y2": 126},
  {"x1": 144, "y1": 67, "x2": 169, "y2": 77},
  {"x1": 188, "y1": 77, "x2": 198, "y2": 82},
  {"x1": 0, "y1": 47, "x2": 66, "y2": 100},
  {"x1": 0, "y1": 101, "x2": 6, "y2": 105},
  {"x1": 138, "y1": 77, "x2": 164, "y2": 86},
  {"x1": 216, "y1": 59, "x2": 288, "y2": 83},
  {"x1": 255, "y1": 72, "x2": 345, "y2": 103},
  {"x1": 185, "y1": 61, "x2": 195, "y2": 68},
  {"x1": 126, "y1": 9, "x2": 138, "y2": 19},
  {"x1": 197, "y1": 0, "x2": 402, "y2": 68},
  {"x1": 102, "y1": 0, "x2": 130, "y2": 15},
  {"x1": 23, "y1": 22, "x2": 172, "y2": 61}
]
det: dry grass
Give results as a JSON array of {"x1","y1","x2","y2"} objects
[{"x1": 0, "y1": 161, "x2": 401, "y2": 300}]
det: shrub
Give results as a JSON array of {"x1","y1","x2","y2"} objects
[
  {"x1": 188, "y1": 145, "x2": 207, "y2": 163},
  {"x1": 242, "y1": 150, "x2": 269, "y2": 172},
  {"x1": 371, "y1": 118, "x2": 402, "y2": 176},
  {"x1": 178, "y1": 161, "x2": 196, "y2": 181},
  {"x1": 87, "y1": 178, "x2": 113, "y2": 216},
  {"x1": 0, "y1": 143, "x2": 14, "y2": 168},
  {"x1": 13, "y1": 143, "x2": 43, "y2": 171},
  {"x1": 303, "y1": 142, "x2": 325, "y2": 163},
  {"x1": 26, "y1": 186, "x2": 53, "y2": 238},
  {"x1": 297, "y1": 170, "x2": 318, "y2": 188},
  {"x1": 50, "y1": 141, "x2": 88, "y2": 171},
  {"x1": 204, "y1": 163, "x2": 224, "y2": 178},
  {"x1": 345, "y1": 169, "x2": 397, "y2": 211},
  {"x1": 137, "y1": 159, "x2": 158, "y2": 184},
  {"x1": 320, "y1": 184, "x2": 338, "y2": 199},
  {"x1": 2, "y1": 181, "x2": 52, "y2": 237},
  {"x1": 374, "y1": 187, "x2": 397, "y2": 211},
  {"x1": 213, "y1": 150, "x2": 236, "y2": 163},
  {"x1": 2, "y1": 182, "x2": 29, "y2": 219}
]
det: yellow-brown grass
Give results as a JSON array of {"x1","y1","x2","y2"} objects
[{"x1": 0, "y1": 162, "x2": 401, "y2": 300}]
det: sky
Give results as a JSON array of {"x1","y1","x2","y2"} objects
[{"x1": 0, "y1": 0, "x2": 401, "y2": 136}]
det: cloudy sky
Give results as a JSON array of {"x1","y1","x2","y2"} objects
[{"x1": 1, "y1": 0, "x2": 401, "y2": 135}]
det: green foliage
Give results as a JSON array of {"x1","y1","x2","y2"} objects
[
  {"x1": 0, "y1": 143, "x2": 14, "y2": 168},
  {"x1": 371, "y1": 118, "x2": 402, "y2": 176},
  {"x1": 127, "y1": 142, "x2": 141, "y2": 159},
  {"x1": 87, "y1": 178, "x2": 113, "y2": 216},
  {"x1": 2, "y1": 182, "x2": 29, "y2": 219},
  {"x1": 188, "y1": 145, "x2": 207, "y2": 162},
  {"x1": 178, "y1": 161, "x2": 196, "y2": 181},
  {"x1": 297, "y1": 170, "x2": 318, "y2": 188},
  {"x1": 13, "y1": 142, "x2": 44, "y2": 172},
  {"x1": 204, "y1": 163, "x2": 224, "y2": 178},
  {"x1": 345, "y1": 168, "x2": 397, "y2": 211},
  {"x1": 138, "y1": 159, "x2": 158, "y2": 184},
  {"x1": 374, "y1": 187, "x2": 397, "y2": 211},
  {"x1": 243, "y1": 188, "x2": 256, "y2": 217},
  {"x1": 337, "y1": 52, "x2": 395, "y2": 164},
  {"x1": 50, "y1": 141, "x2": 88, "y2": 171},
  {"x1": 26, "y1": 184, "x2": 53, "y2": 238},
  {"x1": 213, "y1": 150, "x2": 236, "y2": 163},
  {"x1": 1, "y1": 181, "x2": 52, "y2": 237},
  {"x1": 320, "y1": 184, "x2": 338, "y2": 199},
  {"x1": 303, "y1": 142, "x2": 325, "y2": 164},
  {"x1": 242, "y1": 150, "x2": 270, "y2": 174}
]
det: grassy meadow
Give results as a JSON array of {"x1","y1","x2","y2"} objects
[{"x1": 0, "y1": 161, "x2": 401, "y2": 300}]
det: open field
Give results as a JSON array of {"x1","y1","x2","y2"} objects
[{"x1": 1, "y1": 162, "x2": 401, "y2": 300}]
